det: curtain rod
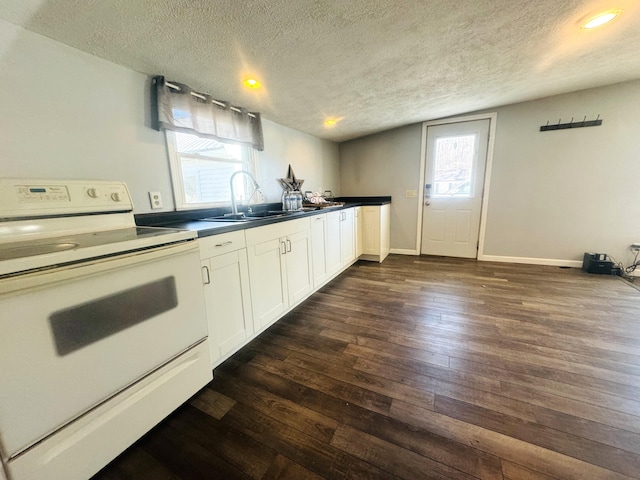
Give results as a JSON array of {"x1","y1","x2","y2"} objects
[{"x1": 164, "y1": 80, "x2": 256, "y2": 118}]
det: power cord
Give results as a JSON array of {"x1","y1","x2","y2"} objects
[
  {"x1": 608, "y1": 248, "x2": 640, "y2": 279},
  {"x1": 625, "y1": 248, "x2": 640, "y2": 275}
]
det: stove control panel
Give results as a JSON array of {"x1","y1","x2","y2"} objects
[
  {"x1": 0, "y1": 179, "x2": 133, "y2": 218},
  {"x1": 16, "y1": 185, "x2": 71, "y2": 203}
]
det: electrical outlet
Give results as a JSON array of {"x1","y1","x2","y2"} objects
[{"x1": 149, "y1": 191, "x2": 163, "y2": 209}]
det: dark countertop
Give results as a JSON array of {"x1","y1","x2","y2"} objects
[
  {"x1": 155, "y1": 209, "x2": 325, "y2": 238},
  {"x1": 335, "y1": 196, "x2": 391, "y2": 205},
  {"x1": 136, "y1": 197, "x2": 391, "y2": 238}
]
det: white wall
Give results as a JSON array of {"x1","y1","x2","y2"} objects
[
  {"x1": 482, "y1": 82, "x2": 640, "y2": 267},
  {"x1": 340, "y1": 80, "x2": 640, "y2": 268},
  {"x1": 258, "y1": 119, "x2": 339, "y2": 203},
  {"x1": 340, "y1": 124, "x2": 422, "y2": 251},
  {"x1": 0, "y1": 19, "x2": 170, "y2": 213},
  {"x1": 0, "y1": 19, "x2": 339, "y2": 213}
]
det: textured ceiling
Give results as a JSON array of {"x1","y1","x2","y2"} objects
[{"x1": 2, "y1": 0, "x2": 640, "y2": 142}]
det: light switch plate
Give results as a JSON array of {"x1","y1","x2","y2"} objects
[
  {"x1": 149, "y1": 191, "x2": 163, "y2": 209},
  {"x1": 406, "y1": 189, "x2": 417, "y2": 198}
]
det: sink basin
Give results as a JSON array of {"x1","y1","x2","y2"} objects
[
  {"x1": 245, "y1": 211, "x2": 287, "y2": 218},
  {"x1": 200, "y1": 215, "x2": 253, "y2": 223},
  {"x1": 200, "y1": 211, "x2": 298, "y2": 223}
]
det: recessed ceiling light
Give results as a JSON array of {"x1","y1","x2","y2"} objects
[
  {"x1": 325, "y1": 117, "x2": 344, "y2": 127},
  {"x1": 581, "y1": 9, "x2": 622, "y2": 29},
  {"x1": 243, "y1": 78, "x2": 261, "y2": 89}
]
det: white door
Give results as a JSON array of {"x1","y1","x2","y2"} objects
[{"x1": 421, "y1": 119, "x2": 489, "y2": 258}]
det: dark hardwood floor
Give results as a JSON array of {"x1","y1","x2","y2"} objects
[{"x1": 93, "y1": 255, "x2": 640, "y2": 479}]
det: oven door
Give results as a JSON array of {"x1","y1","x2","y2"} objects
[{"x1": 0, "y1": 241, "x2": 208, "y2": 458}]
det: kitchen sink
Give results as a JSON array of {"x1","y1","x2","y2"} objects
[
  {"x1": 246, "y1": 211, "x2": 289, "y2": 218},
  {"x1": 200, "y1": 211, "x2": 301, "y2": 222}
]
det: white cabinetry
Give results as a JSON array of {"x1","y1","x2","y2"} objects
[
  {"x1": 311, "y1": 208, "x2": 357, "y2": 290},
  {"x1": 340, "y1": 208, "x2": 355, "y2": 266},
  {"x1": 355, "y1": 207, "x2": 362, "y2": 258},
  {"x1": 245, "y1": 218, "x2": 313, "y2": 332},
  {"x1": 310, "y1": 215, "x2": 329, "y2": 288},
  {"x1": 361, "y1": 204, "x2": 391, "y2": 263},
  {"x1": 325, "y1": 211, "x2": 342, "y2": 277},
  {"x1": 197, "y1": 206, "x2": 379, "y2": 369},
  {"x1": 200, "y1": 231, "x2": 253, "y2": 368}
]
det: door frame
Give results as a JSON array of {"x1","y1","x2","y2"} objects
[{"x1": 416, "y1": 112, "x2": 497, "y2": 259}]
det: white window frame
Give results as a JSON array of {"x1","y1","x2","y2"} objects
[{"x1": 165, "y1": 131, "x2": 258, "y2": 210}]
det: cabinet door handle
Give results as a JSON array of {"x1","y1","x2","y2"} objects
[
  {"x1": 215, "y1": 240, "x2": 233, "y2": 247},
  {"x1": 286, "y1": 239, "x2": 292, "y2": 252},
  {"x1": 280, "y1": 240, "x2": 287, "y2": 255},
  {"x1": 202, "y1": 266, "x2": 211, "y2": 285}
]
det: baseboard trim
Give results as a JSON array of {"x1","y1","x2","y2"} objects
[
  {"x1": 478, "y1": 255, "x2": 582, "y2": 268},
  {"x1": 390, "y1": 248, "x2": 419, "y2": 256}
]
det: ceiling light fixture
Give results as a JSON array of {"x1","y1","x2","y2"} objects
[
  {"x1": 325, "y1": 117, "x2": 344, "y2": 127},
  {"x1": 581, "y1": 9, "x2": 622, "y2": 29},
  {"x1": 243, "y1": 78, "x2": 261, "y2": 89}
]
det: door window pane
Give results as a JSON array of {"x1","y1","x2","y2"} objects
[{"x1": 433, "y1": 134, "x2": 476, "y2": 197}]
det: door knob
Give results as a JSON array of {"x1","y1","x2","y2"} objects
[{"x1": 425, "y1": 201, "x2": 431, "y2": 206}]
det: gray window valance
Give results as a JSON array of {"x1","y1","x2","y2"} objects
[{"x1": 152, "y1": 76, "x2": 264, "y2": 151}]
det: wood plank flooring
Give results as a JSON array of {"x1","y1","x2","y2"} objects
[{"x1": 93, "y1": 255, "x2": 640, "y2": 479}]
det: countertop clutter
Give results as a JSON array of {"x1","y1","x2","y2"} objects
[{"x1": 135, "y1": 197, "x2": 391, "y2": 238}]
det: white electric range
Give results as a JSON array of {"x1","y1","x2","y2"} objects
[{"x1": 0, "y1": 179, "x2": 212, "y2": 480}]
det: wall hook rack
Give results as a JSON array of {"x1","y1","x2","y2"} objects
[{"x1": 540, "y1": 115, "x2": 602, "y2": 132}]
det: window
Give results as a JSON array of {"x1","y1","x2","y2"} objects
[
  {"x1": 167, "y1": 131, "x2": 256, "y2": 209},
  {"x1": 432, "y1": 134, "x2": 477, "y2": 198}
]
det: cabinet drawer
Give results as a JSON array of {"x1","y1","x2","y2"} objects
[
  {"x1": 199, "y1": 230, "x2": 246, "y2": 259},
  {"x1": 244, "y1": 217, "x2": 310, "y2": 247}
]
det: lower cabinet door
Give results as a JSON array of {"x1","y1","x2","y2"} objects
[
  {"x1": 326, "y1": 211, "x2": 342, "y2": 276},
  {"x1": 285, "y1": 229, "x2": 313, "y2": 306},
  {"x1": 362, "y1": 206, "x2": 381, "y2": 256},
  {"x1": 247, "y1": 237, "x2": 288, "y2": 331},
  {"x1": 340, "y1": 208, "x2": 356, "y2": 266},
  {"x1": 311, "y1": 215, "x2": 329, "y2": 288},
  {"x1": 355, "y1": 207, "x2": 363, "y2": 258},
  {"x1": 203, "y1": 249, "x2": 253, "y2": 366}
]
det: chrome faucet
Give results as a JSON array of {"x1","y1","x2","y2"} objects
[{"x1": 230, "y1": 170, "x2": 260, "y2": 215}]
